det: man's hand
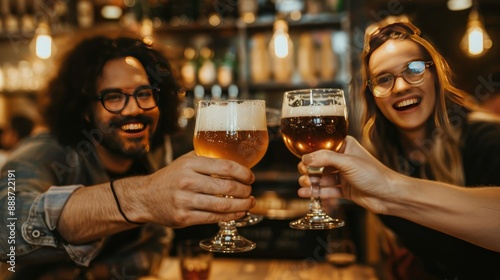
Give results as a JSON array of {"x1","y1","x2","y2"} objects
[{"x1": 132, "y1": 151, "x2": 256, "y2": 227}]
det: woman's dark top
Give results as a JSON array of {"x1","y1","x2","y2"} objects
[{"x1": 379, "y1": 120, "x2": 500, "y2": 280}]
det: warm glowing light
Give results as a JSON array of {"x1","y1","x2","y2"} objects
[
  {"x1": 208, "y1": 13, "x2": 221, "y2": 26},
  {"x1": 36, "y1": 35, "x2": 52, "y2": 59},
  {"x1": 141, "y1": 17, "x2": 154, "y2": 45},
  {"x1": 447, "y1": 0, "x2": 472, "y2": 11},
  {"x1": 242, "y1": 13, "x2": 255, "y2": 24},
  {"x1": 273, "y1": 33, "x2": 289, "y2": 58},
  {"x1": 101, "y1": 5, "x2": 123, "y2": 19},
  {"x1": 183, "y1": 107, "x2": 195, "y2": 119},
  {"x1": 33, "y1": 21, "x2": 53, "y2": 60},
  {"x1": 468, "y1": 27, "x2": 484, "y2": 55},
  {"x1": 460, "y1": 8, "x2": 492, "y2": 57},
  {"x1": 290, "y1": 11, "x2": 302, "y2": 21},
  {"x1": 270, "y1": 20, "x2": 292, "y2": 59}
]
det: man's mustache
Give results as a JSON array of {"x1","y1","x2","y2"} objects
[{"x1": 108, "y1": 115, "x2": 154, "y2": 128}]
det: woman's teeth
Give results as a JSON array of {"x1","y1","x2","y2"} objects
[{"x1": 394, "y1": 97, "x2": 421, "y2": 110}]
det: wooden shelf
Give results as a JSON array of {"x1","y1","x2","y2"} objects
[
  {"x1": 248, "y1": 80, "x2": 347, "y2": 92},
  {"x1": 242, "y1": 12, "x2": 347, "y2": 32},
  {"x1": 0, "y1": 90, "x2": 38, "y2": 98}
]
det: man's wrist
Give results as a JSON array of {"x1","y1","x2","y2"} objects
[{"x1": 112, "y1": 176, "x2": 150, "y2": 224}]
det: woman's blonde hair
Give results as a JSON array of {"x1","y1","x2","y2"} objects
[{"x1": 359, "y1": 15, "x2": 479, "y2": 185}]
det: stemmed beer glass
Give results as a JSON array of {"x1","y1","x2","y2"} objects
[
  {"x1": 280, "y1": 88, "x2": 347, "y2": 230},
  {"x1": 193, "y1": 99, "x2": 269, "y2": 253}
]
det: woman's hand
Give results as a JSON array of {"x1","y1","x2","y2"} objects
[{"x1": 297, "y1": 136, "x2": 404, "y2": 215}]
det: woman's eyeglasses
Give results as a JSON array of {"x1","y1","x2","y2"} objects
[
  {"x1": 97, "y1": 86, "x2": 160, "y2": 113},
  {"x1": 367, "y1": 61, "x2": 433, "y2": 98}
]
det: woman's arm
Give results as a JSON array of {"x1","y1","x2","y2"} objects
[{"x1": 297, "y1": 136, "x2": 500, "y2": 252}]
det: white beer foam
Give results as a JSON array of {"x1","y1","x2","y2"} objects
[
  {"x1": 195, "y1": 101, "x2": 267, "y2": 130},
  {"x1": 281, "y1": 104, "x2": 346, "y2": 118}
]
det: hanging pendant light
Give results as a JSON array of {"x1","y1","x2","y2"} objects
[
  {"x1": 460, "y1": 2, "x2": 492, "y2": 57},
  {"x1": 447, "y1": 0, "x2": 472, "y2": 11},
  {"x1": 32, "y1": 20, "x2": 53, "y2": 60}
]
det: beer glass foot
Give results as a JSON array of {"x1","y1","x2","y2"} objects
[
  {"x1": 289, "y1": 210, "x2": 344, "y2": 230},
  {"x1": 199, "y1": 230, "x2": 256, "y2": 253}
]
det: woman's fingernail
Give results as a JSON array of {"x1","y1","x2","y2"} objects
[{"x1": 302, "y1": 154, "x2": 313, "y2": 163}]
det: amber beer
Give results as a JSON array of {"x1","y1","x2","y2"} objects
[
  {"x1": 281, "y1": 115, "x2": 347, "y2": 158},
  {"x1": 194, "y1": 100, "x2": 269, "y2": 168},
  {"x1": 193, "y1": 130, "x2": 269, "y2": 168}
]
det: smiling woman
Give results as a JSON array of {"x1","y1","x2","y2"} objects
[
  {"x1": 359, "y1": 15, "x2": 476, "y2": 184},
  {"x1": 354, "y1": 15, "x2": 500, "y2": 279}
]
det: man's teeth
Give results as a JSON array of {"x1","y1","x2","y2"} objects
[
  {"x1": 395, "y1": 97, "x2": 419, "y2": 108},
  {"x1": 121, "y1": 123, "x2": 144, "y2": 131}
]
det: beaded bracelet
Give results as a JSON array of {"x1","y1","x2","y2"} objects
[{"x1": 110, "y1": 180, "x2": 144, "y2": 225}]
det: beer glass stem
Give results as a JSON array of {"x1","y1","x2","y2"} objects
[
  {"x1": 308, "y1": 167, "x2": 324, "y2": 212},
  {"x1": 289, "y1": 166, "x2": 344, "y2": 230}
]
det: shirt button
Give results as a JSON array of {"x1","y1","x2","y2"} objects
[{"x1": 32, "y1": 230, "x2": 41, "y2": 238}]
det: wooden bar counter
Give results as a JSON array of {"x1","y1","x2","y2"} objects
[{"x1": 140, "y1": 257, "x2": 379, "y2": 280}]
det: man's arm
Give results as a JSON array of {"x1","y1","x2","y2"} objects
[{"x1": 57, "y1": 152, "x2": 256, "y2": 244}]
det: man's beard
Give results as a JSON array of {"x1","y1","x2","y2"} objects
[{"x1": 91, "y1": 114, "x2": 155, "y2": 159}]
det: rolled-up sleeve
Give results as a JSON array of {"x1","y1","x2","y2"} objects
[
  {"x1": 0, "y1": 134, "x2": 108, "y2": 267},
  {"x1": 20, "y1": 185, "x2": 105, "y2": 266}
]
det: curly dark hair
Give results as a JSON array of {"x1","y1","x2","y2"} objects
[{"x1": 40, "y1": 35, "x2": 181, "y2": 148}]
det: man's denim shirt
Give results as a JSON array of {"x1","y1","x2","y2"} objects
[{"x1": 0, "y1": 132, "x2": 172, "y2": 273}]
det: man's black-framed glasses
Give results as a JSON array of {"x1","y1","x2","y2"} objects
[
  {"x1": 367, "y1": 60, "x2": 434, "y2": 98},
  {"x1": 97, "y1": 86, "x2": 160, "y2": 113}
]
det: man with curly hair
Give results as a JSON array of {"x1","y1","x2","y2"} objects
[{"x1": 0, "y1": 32, "x2": 255, "y2": 279}]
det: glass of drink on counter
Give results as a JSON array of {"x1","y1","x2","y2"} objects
[
  {"x1": 193, "y1": 99, "x2": 269, "y2": 253},
  {"x1": 178, "y1": 239, "x2": 212, "y2": 280},
  {"x1": 280, "y1": 88, "x2": 348, "y2": 230},
  {"x1": 326, "y1": 238, "x2": 357, "y2": 280}
]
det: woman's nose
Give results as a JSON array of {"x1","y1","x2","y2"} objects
[{"x1": 392, "y1": 75, "x2": 412, "y2": 94}]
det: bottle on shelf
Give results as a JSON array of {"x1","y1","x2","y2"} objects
[
  {"x1": 211, "y1": 84, "x2": 222, "y2": 100},
  {"x1": 298, "y1": 32, "x2": 317, "y2": 85},
  {"x1": 250, "y1": 33, "x2": 271, "y2": 84},
  {"x1": 2, "y1": 0, "x2": 19, "y2": 34},
  {"x1": 18, "y1": 0, "x2": 35, "y2": 34},
  {"x1": 228, "y1": 84, "x2": 239, "y2": 99},
  {"x1": 0, "y1": 66, "x2": 4, "y2": 91},
  {"x1": 76, "y1": 0, "x2": 94, "y2": 28},
  {"x1": 318, "y1": 31, "x2": 337, "y2": 81},
  {"x1": 181, "y1": 47, "x2": 198, "y2": 89},
  {"x1": 193, "y1": 84, "x2": 205, "y2": 112},
  {"x1": 217, "y1": 47, "x2": 235, "y2": 88},
  {"x1": 198, "y1": 47, "x2": 217, "y2": 86},
  {"x1": 275, "y1": 0, "x2": 304, "y2": 21},
  {"x1": 305, "y1": 0, "x2": 324, "y2": 15},
  {"x1": 238, "y1": 0, "x2": 258, "y2": 24},
  {"x1": 198, "y1": 0, "x2": 223, "y2": 26}
]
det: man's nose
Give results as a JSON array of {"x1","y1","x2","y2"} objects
[{"x1": 121, "y1": 96, "x2": 144, "y2": 114}]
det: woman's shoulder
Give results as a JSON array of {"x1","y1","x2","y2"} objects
[
  {"x1": 462, "y1": 112, "x2": 500, "y2": 186},
  {"x1": 464, "y1": 112, "x2": 500, "y2": 142}
]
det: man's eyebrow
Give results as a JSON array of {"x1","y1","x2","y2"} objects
[
  {"x1": 98, "y1": 88, "x2": 123, "y2": 94},
  {"x1": 98, "y1": 85, "x2": 154, "y2": 95}
]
